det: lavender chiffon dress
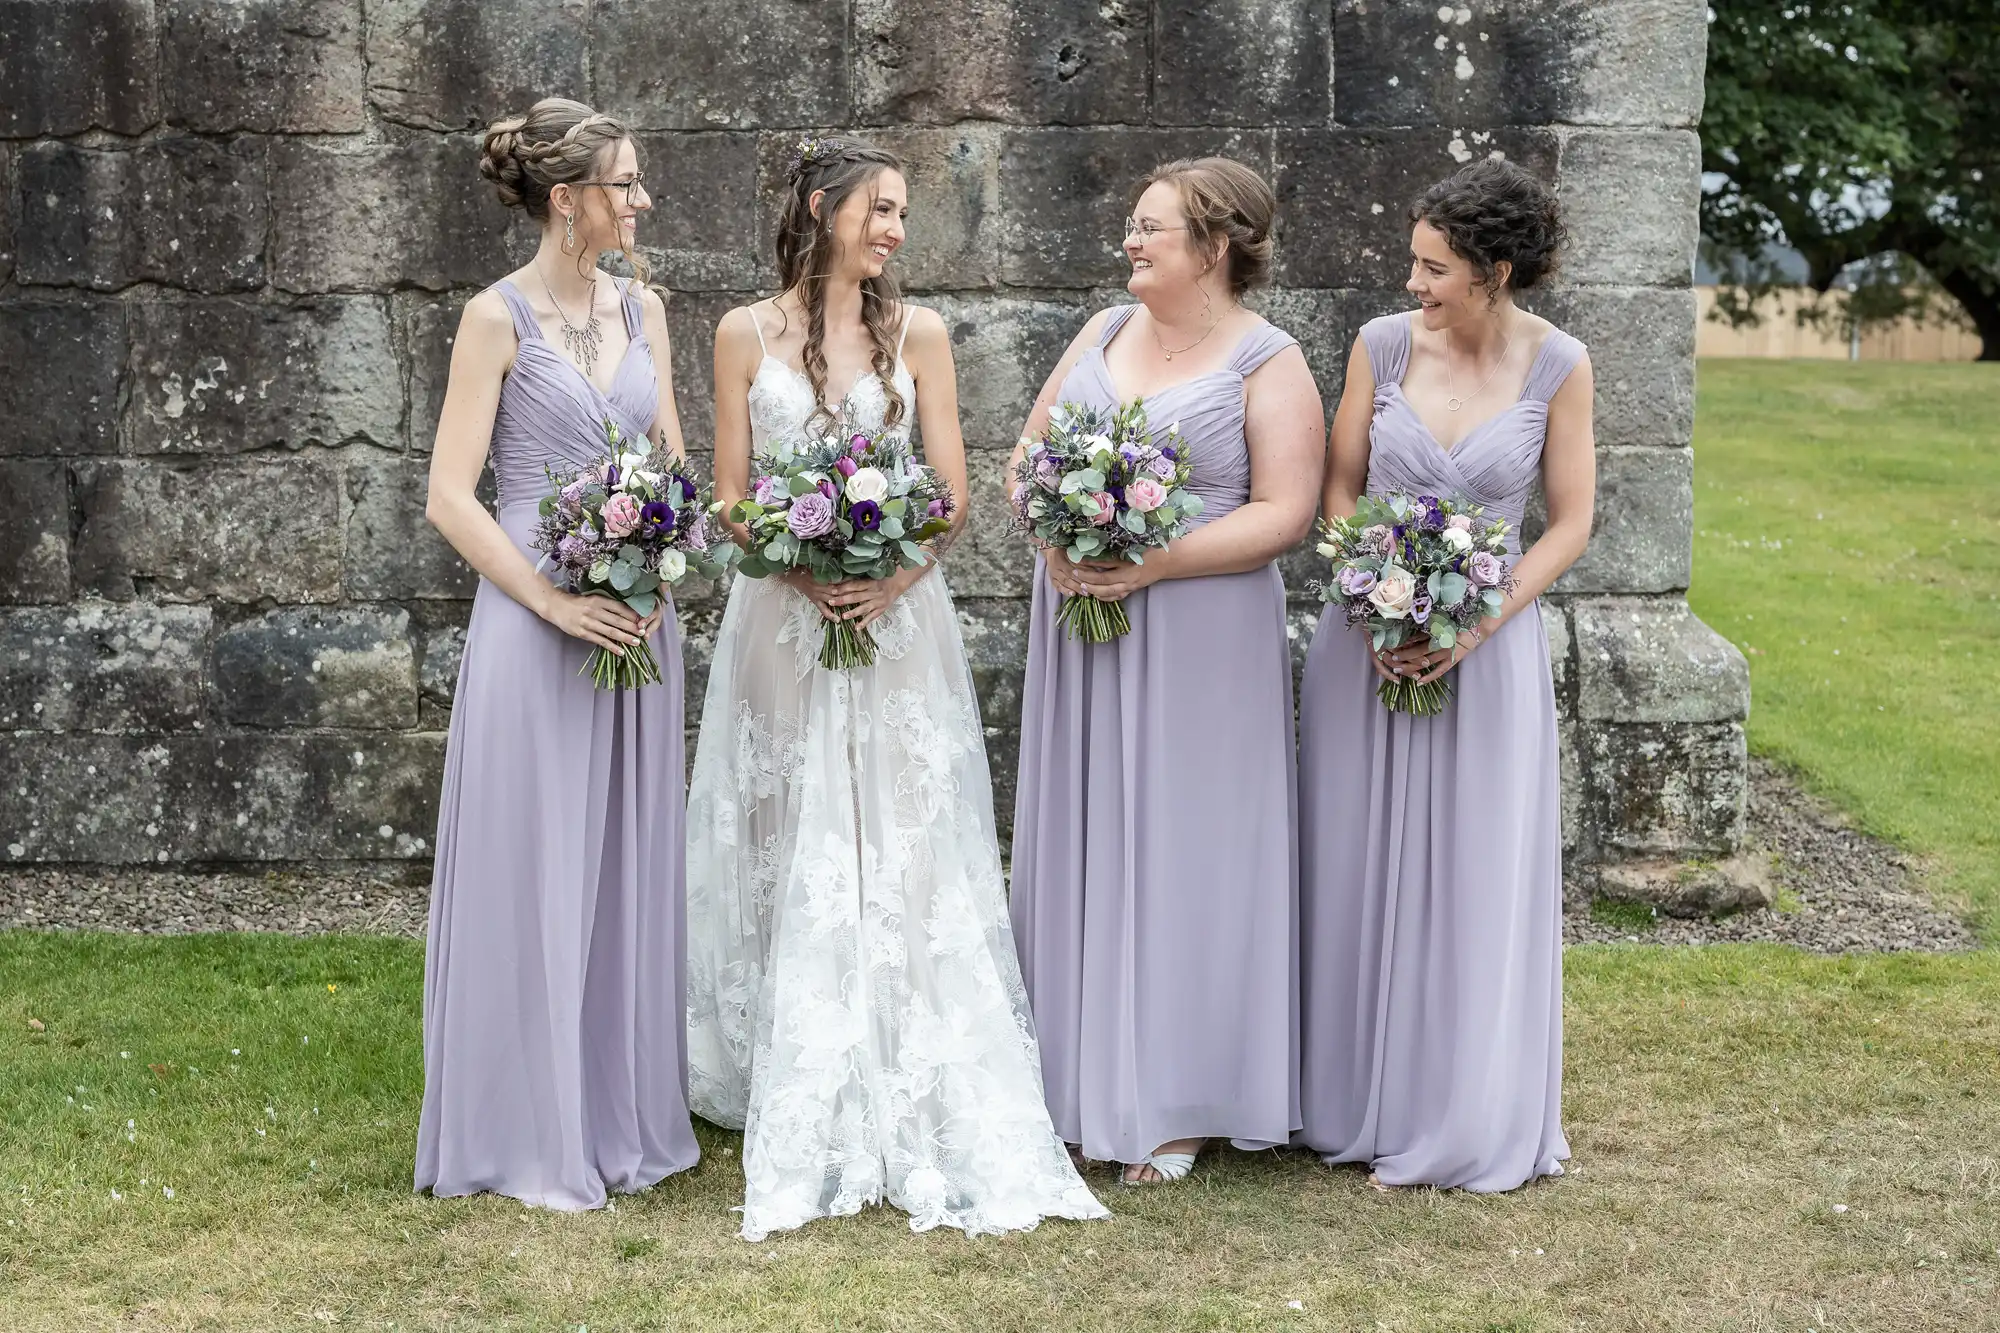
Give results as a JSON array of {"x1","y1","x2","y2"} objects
[
  {"x1": 1009, "y1": 306, "x2": 1302, "y2": 1166},
  {"x1": 415, "y1": 279, "x2": 700, "y2": 1209},
  {"x1": 1296, "y1": 311, "x2": 1581, "y2": 1192}
]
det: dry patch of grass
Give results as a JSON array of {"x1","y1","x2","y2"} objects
[{"x1": 1, "y1": 932, "x2": 1996, "y2": 1332}]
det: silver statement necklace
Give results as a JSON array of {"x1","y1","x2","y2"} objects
[
  {"x1": 1444, "y1": 318, "x2": 1518, "y2": 411},
  {"x1": 540, "y1": 264, "x2": 603, "y2": 380}
]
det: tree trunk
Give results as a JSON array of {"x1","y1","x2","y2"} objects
[{"x1": 1929, "y1": 264, "x2": 2000, "y2": 361}]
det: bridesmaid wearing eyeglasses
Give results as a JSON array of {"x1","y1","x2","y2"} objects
[{"x1": 1005, "y1": 158, "x2": 1324, "y2": 1186}]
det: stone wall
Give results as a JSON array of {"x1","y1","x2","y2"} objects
[{"x1": 0, "y1": 0, "x2": 1749, "y2": 890}]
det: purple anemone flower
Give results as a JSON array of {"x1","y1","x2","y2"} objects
[
  {"x1": 603, "y1": 462, "x2": 621, "y2": 487},
  {"x1": 850, "y1": 499, "x2": 883, "y2": 532},
  {"x1": 639, "y1": 500, "x2": 676, "y2": 536}
]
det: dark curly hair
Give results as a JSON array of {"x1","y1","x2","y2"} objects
[{"x1": 1409, "y1": 157, "x2": 1569, "y2": 301}]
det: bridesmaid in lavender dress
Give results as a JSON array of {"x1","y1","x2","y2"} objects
[
  {"x1": 1298, "y1": 158, "x2": 1596, "y2": 1192},
  {"x1": 1007, "y1": 158, "x2": 1324, "y2": 1185},
  {"x1": 415, "y1": 99, "x2": 700, "y2": 1208}
]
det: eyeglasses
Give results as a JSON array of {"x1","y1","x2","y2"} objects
[
  {"x1": 1122, "y1": 218, "x2": 1187, "y2": 241},
  {"x1": 575, "y1": 173, "x2": 648, "y2": 205}
]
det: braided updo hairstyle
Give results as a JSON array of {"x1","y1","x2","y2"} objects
[
  {"x1": 479, "y1": 97, "x2": 653, "y2": 285},
  {"x1": 772, "y1": 136, "x2": 908, "y2": 432},
  {"x1": 1409, "y1": 157, "x2": 1569, "y2": 303}
]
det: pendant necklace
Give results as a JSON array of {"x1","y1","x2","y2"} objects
[
  {"x1": 1150, "y1": 299, "x2": 1234, "y2": 361},
  {"x1": 540, "y1": 264, "x2": 603, "y2": 380},
  {"x1": 1444, "y1": 319, "x2": 1518, "y2": 411}
]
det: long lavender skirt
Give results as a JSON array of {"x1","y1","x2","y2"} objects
[
  {"x1": 1011, "y1": 558, "x2": 1300, "y2": 1166},
  {"x1": 1297, "y1": 603, "x2": 1567, "y2": 1191},
  {"x1": 415, "y1": 503, "x2": 700, "y2": 1210}
]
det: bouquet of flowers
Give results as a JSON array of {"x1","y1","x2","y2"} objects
[
  {"x1": 531, "y1": 420, "x2": 734, "y2": 690},
  {"x1": 1314, "y1": 492, "x2": 1516, "y2": 715},
  {"x1": 728, "y1": 416, "x2": 955, "y2": 670},
  {"x1": 1009, "y1": 400, "x2": 1201, "y2": 642}
]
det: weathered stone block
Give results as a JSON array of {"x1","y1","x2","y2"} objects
[
  {"x1": 416, "y1": 615, "x2": 467, "y2": 711},
  {"x1": 399, "y1": 290, "x2": 469, "y2": 455},
  {"x1": 1332, "y1": 0, "x2": 1704, "y2": 129},
  {"x1": 1558, "y1": 717, "x2": 1582, "y2": 854},
  {"x1": 0, "y1": 733, "x2": 446, "y2": 863},
  {"x1": 944, "y1": 452, "x2": 1034, "y2": 599},
  {"x1": 1156, "y1": 0, "x2": 1329, "y2": 126},
  {"x1": 1274, "y1": 129, "x2": 1560, "y2": 289},
  {"x1": 926, "y1": 293, "x2": 1092, "y2": 450},
  {"x1": 0, "y1": 301, "x2": 124, "y2": 456},
  {"x1": 0, "y1": 603, "x2": 210, "y2": 731},
  {"x1": 0, "y1": 0, "x2": 158, "y2": 137},
  {"x1": 18, "y1": 139, "x2": 268, "y2": 292},
  {"x1": 1528, "y1": 445, "x2": 1693, "y2": 594},
  {"x1": 73, "y1": 458, "x2": 344, "y2": 603},
  {"x1": 366, "y1": 0, "x2": 589, "y2": 131},
  {"x1": 999, "y1": 128, "x2": 1273, "y2": 288},
  {"x1": 213, "y1": 606, "x2": 419, "y2": 729},
  {"x1": 1523, "y1": 287, "x2": 1695, "y2": 450},
  {"x1": 343, "y1": 457, "x2": 476, "y2": 600},
  {"x1": 271, "y1": 137, "x2": 522, "y2": 293},
  {"x1": 0, "y1": 145, "x2": 15, "y2": 284},
  {"x1": 774, "y1": 127, "x2": 1004, "y2": 292},
  {"x1": 1573, "y1": 598, "x2": 1749, "y2": 726},
  {"x1": 1558, "y1": 130, "x2": 1699, "y2": 288},
  {"x1": 621, "y1": 132, "x2": 762, "y2": 292},
  {"x1": 162, "y1": 0, "x2": 367, "y2": 133},
  {"x1": 1252, "y1": 287, "x2": 1413, "y2": 408},
  {"x1": 129, "y1": 298, "x2": 401, "y2": 454},
  {"x1": 1543, "y1": 598, "x2": 1572, "y2": 701},
  {"x1": 594, "y1": 0, "x2": 848, "y2": 130},
  {"x1": 0, "y1": 460, "x2": 70, "y2": 603},
  {"x1": 1594, "y1": 853, "x2": 1775, "y2": 918},
  {"x1": 955, "y1": 596, "x2": 1029, "y2": 839},
  {"x1": 1586, "y1": 720, "x2": 1748, "y2": 857},
  {"x1": 856, "y1": 0, "x2": 1147, "y2": 127},
  {"x1": 661, "y1": 291, "x2": 738, "y2": 450}
]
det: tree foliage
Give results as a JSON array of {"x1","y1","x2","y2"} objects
[{"x1": 1702, "y1": 1, "x2": 2000, "y2": 358}]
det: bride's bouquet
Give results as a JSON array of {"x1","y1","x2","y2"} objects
[
  {"x1": 530, "y1": 420, "x2": 734, "y2": 689},
  {"x1": 1009, "y1": 400, "x2": 1201, "y2": 642},
  {"x1": 1314, "y1": 492, "x2": 1516, "y2": 715},
  {"x1": 728, "y1": 416, "x2": 955, "y2": 670}
]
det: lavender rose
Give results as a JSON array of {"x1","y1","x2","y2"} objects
[
  {"x1": 556, "y1": 534, "x2": 590, "y2": 567},
  {"x1": 1467, "y1": 550, "x2": 1504, "y2": 587},
  {"x1": 1149, "y1": 455, "x2": 1177, "y2": 480},
  {"x1": 786, "y1": 490, "x2": 836, "y2": 539}
]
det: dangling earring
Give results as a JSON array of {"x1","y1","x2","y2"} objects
[{"x1": 563, "y1": 212, "x2": 575, "y2": 253}]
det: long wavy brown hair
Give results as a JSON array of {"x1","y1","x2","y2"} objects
[{"x1": 772, "y1": 137, "x2": 908, "y2": 433}]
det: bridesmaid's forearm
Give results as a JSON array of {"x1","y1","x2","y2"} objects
[
  {"x1": 427, "y1": 491, "x2": 554, "y2": 620},
  {"x1": 1157, "y1": 500, "x2": 1312, "y2": 580},
  {"x1": 1492, "y1": 519, "x2": 1590, "y2": 628}
]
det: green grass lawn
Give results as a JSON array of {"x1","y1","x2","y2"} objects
[
  {"x1": 1, "y1": 932, "x2": 1996, "y2": 1332},
  {"x1": 1690, "y1": 359, "x2": 2000, "y2": 936}
]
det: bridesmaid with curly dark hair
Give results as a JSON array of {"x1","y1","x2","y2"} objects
[{"x1": 1298, "y1": 157, "x2": 1596, "y2": 1192}]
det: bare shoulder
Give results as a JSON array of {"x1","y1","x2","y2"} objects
[
  {"x1": 458, "y1": 287, "x2": 515, "y2": 339},
  {"x1": 899, "y1": 303, "x2": 949, "y2": 351},
  {"x1": 635, "y1": 282, "x2": 670, "y2": 323},
  {"x1": 716, "y1": 302, "x2": 769, "y2": 354}
]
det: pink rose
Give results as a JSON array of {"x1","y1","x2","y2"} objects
[
  {"x1": 1125, "y1": 477, "x2": 1167, "y2": 512},
  {"x1": 1088, "y1": 491, "x2": 1117, "y2": 525},
  {"x1": 1447, "y1": 514, "x2": 1474, "y2": 532},
  {"x1": 601, "y1": 493, "x2": 641, "y2": 538}
]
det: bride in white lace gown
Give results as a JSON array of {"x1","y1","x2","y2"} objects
[{"x1": 684, "y1": 136, "x2": 1107, "y2": 1242}]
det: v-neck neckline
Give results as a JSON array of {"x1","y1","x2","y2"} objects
[
  {"x1": 500, "y1": 278, "x2": 643, "y2": 403},
  {"x1": 523, "y1": 335, "x2": 645, "y2": 406},
  {"x1": 760, "y1": 354, "x2": 897, "y2": 412},
  {"x1": 1395, "y1": 312, "x2": 1555, "y2": 456},
  {"x1": 1094, "y1": 310, "x2": 1269, "y2": 405}
]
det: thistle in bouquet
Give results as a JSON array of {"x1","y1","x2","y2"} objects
[
  {"x1": 1314, "y1": 492, "x2": 1516, "y2": 716},
  {"x1": 531, "y1": 419, "x2": 736, "y2": 690},
  {"x1": 1008, "y1": 399, "x2": 1203, "y2": 643},
  {"x1": 727, "y1": 415, "x2": 955, "y2": 670}
]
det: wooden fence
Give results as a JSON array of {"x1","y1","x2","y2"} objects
[{"x1": 1695, "y1": 287, "x2": 1981, "y2": 360}]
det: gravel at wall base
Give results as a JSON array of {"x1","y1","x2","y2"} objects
[{"x1": 0, "y1": 760, "x2": 1975, "y2": 955}]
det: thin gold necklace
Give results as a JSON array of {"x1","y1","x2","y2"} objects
[
  {"x1": 1444, "y1": 318, "x2": 1518, "y2": 411},
  {"x1": 1149, "y1": 301, "x2": 1235, "y2": 361}
]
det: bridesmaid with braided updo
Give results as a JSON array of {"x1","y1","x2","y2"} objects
[{"x1": 415, "y1": 97, "x2": 699, "y2": 1209}]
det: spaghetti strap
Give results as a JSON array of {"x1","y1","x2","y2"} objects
[
  {"x1": 493, "y1": 280, "x2": 543, "y2": 343},
  {"x1": 1521, "y1": 329, "x2": 1587, "y2": 403},
  {"x1": 896, "y1": 306, "x2": 913, "y2": 360},
  {"x1": 749, "y1": 301, "x2": 771, "y2": 357},
  {"x1": 1227, "y1": 321, "x2": 1299, "y2": 377},
  {"x1": 1097, "y1": 304, "x2": 1141, "y2": 347},
  {"x1": 1357, "y1": 313, "x2": 1412, "y2": 387}
]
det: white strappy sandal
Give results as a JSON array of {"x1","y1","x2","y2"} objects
[{"x1": 1123, "y1": 1143, "x2": 1202, "y2": 1186}]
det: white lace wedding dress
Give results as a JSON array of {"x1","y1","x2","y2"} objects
[{"x1": 684, "y1": 312, "x2": 1109, "y2": 1242}]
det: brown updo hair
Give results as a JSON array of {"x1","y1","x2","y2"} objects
[
  {"x1": 1409, "y1": 157, "x2": 1569, "y2": 299},
  {"x1": 480, "y1": 97, "x2": 652, "y2": 283},
  {"x1": 1134, "y1": 156, "x2": 1275, "y2": 298}
]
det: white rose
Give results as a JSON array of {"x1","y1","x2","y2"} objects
[
  {"x1": 659, "y1": 549, "x2": 688, "y2": 582},
  {"x1": 844, "y1": 466, "x2": 889, "y2": 503},
  {"x1": 1442, "y1": 526, "x2": 1474, "y2": 552},
  {"x1": 1367, "y1": 569, "x2": 1418, "y2": 619}
]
